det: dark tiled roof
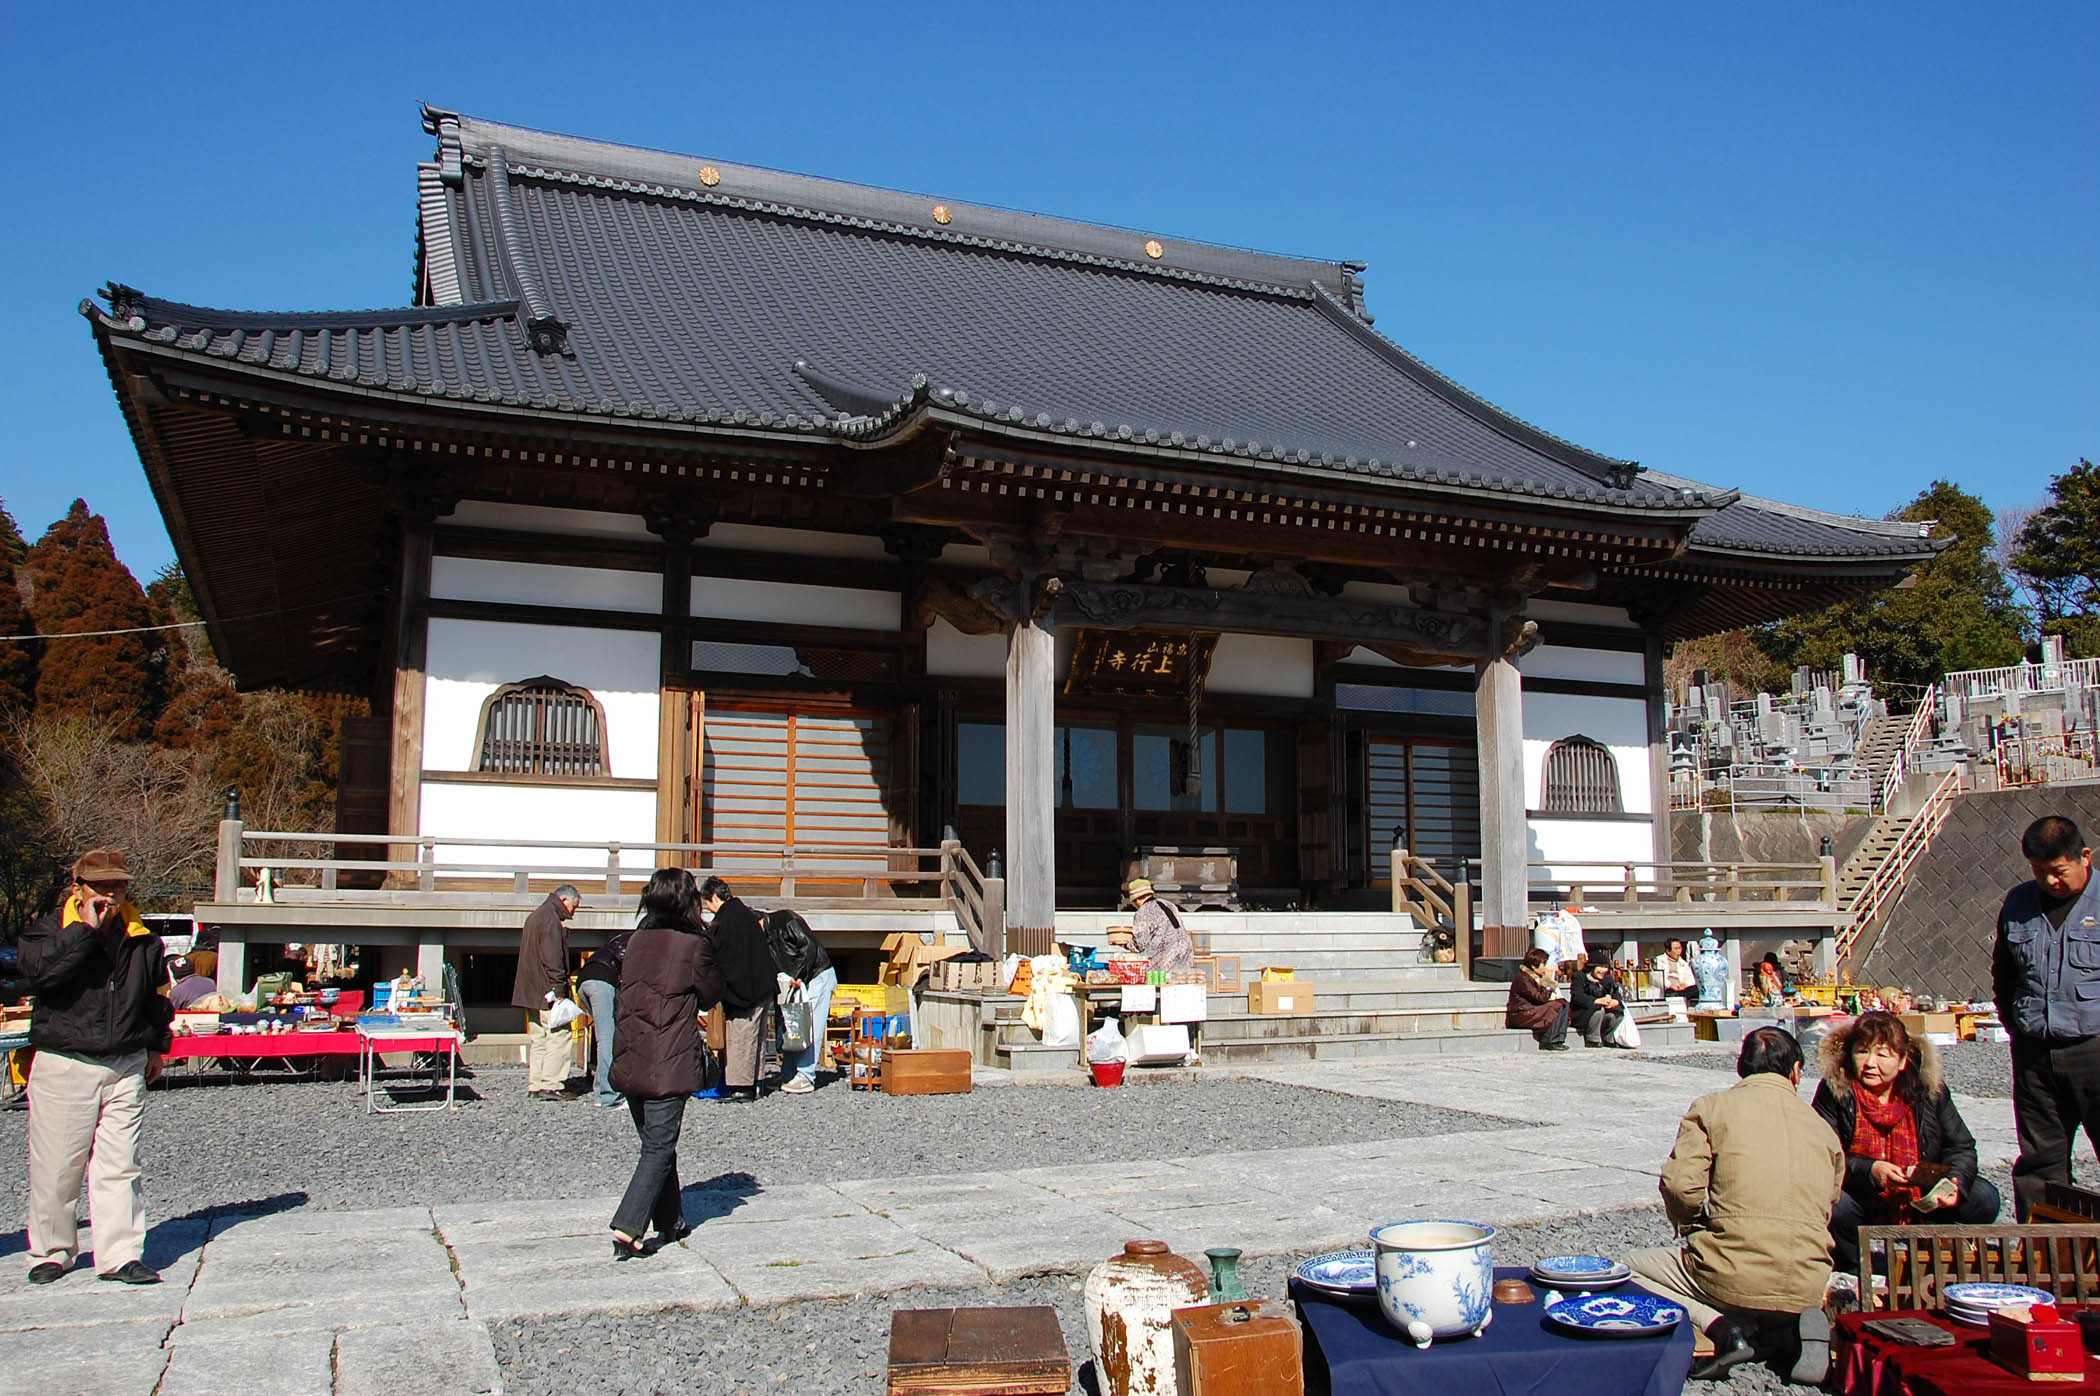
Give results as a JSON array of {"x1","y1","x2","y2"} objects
[
  {"x1": 86, "y1": 107, "x2": 1943, "y2": 565},
  {"x1": 1641, "y1": 470, "x2": 1946, "y2": 560}
]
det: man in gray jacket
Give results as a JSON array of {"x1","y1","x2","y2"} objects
[{"x1": 1994, "y1": 815, "x2": 2100, "y2": 1218}]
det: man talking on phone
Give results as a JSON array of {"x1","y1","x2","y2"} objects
[{"x1": 18, "y1": 849, "x2": 173, "y2": 1285}]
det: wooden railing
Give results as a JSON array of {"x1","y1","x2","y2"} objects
[
  {"x1": 1391, "y1": 847, "x2": 1473, "y2": 973},
  {"x1": 214, "y1": 822, "x2": 1001, "y2": 929},
  {"x1": 1877, "y1": 685, "x2": 1938, "y2": 814},
  {"x1": 1465, "y1": 858, "x2": 1838, "y2": 912},
  {"x1": 1837, "y1": 766, "x2": 1963, "y2": 968}
]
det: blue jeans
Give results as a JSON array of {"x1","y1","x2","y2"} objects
[
  {"x1": 780, "y1": 967, "x2": 837, "y2": 1085},
  {"x1": 578, "y1": 978, "x2": 618, "y2": 1104}
]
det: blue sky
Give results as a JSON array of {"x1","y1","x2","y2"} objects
[{"x1": 2, "y1": 1, "x2": 2091, "y2": 577}]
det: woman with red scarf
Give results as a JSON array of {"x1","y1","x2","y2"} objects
[{"x1": 1811, "y1": 1011, "x2": 2000, "y2": 1270}]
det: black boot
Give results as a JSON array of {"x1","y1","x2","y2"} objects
[{"x1": 1688, "y1": 1316, "x2": 1760, "y2": 1382}]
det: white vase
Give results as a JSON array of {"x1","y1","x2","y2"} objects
[{"x1": 1370, "y1": 1219, "x2": 1496, "y2": 1347}]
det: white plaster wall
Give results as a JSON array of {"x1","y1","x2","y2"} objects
[
  {"x1": 1207, "y1": 634, "x2": 1314, "y2": 698},
  {"x1": 419, "y1": 781, "x2": 659, "y2": 866},
  {"x1": 423, "y1": 618, "x2": 660, "y2": 780},
  {"x1": 430, "y1": 556, "x2": 660, "y2": 614},
  {"x1": 926, "y1": 619, "x2": 1007, "y2": 678},
  {"x1": 694, "y1": 523, "x2": 889, "y2": 559},
  {"x1": 442, "y1": 500, "x2": 654, "y2": 540},
  {"x1": 691, "y1": 576, "x2": 899, "y2": 629},
  {"x1": 1522, "y1": 691, "x2": 1652, "y2": 814},
  {"x1": 1518, "y1": 644, "x2": 1645, "y2": 685},
  {"x1": 1526, "y1": 599, "x2": 1636, "y2": 627},
  {"x1": 1528, "y1": 817, "x2": 1657, "y2": 877}
]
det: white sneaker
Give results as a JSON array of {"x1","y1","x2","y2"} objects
[{"x1": 779, "y1": 1077, "x2": 814, "y2": 1094}]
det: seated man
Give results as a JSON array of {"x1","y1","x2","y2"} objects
[
  {"x1": 1626, "y1": 1026, "x2": 1844, "y2": 1384},
  {"x1": 167, "y1": 957, "x2": 218, "y2": 1011}
]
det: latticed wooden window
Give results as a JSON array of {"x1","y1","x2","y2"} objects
[
  {"x1": 474, "y1": 677, "x2": 609, "y2": 777},
  {"x1": 1541, "y1": 735, "x2": 1622, "y2": 814}
]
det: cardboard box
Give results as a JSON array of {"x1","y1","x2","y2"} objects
[
  {"x1": 932, "y1": 958, "x2": 1006, "y2": 993},
  {"x1": 1897, "y1": 1011, "x2": 1960, "y2": 1038},
  {"x1": 881, "y1": 933, "x2": 968, "y2": 988},
  {"x1": 1250, "y1": 981, "x2": 1315, "y2": 1015},
  {"x1": 1128, "y1": 1023, "x2": 1192, "y2": 1063}
]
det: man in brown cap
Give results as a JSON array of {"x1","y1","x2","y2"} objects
[{"x1": 17, "y1": 849, "x2": 173, "y2": 1285}]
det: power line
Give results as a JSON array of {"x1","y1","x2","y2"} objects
[{"x1": 0, "y1": 592, "x2": 381, "y2": 644}]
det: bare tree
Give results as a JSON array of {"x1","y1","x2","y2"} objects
[
  {"x1": 1998, "y1": 502, "x2": 2042, "y2": 621},
  {"x1": 4, "y1": 712, "x2": 220, "y2": 908}
]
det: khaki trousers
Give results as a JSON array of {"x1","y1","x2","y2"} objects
[
  {"x1": 1624, "y1": 1246, "x2": 1726, "y2": 1331},
  {"x1": 26, "y1": 1049, "x2": 149, "y2": 1272},
  {"x1": 525, "y1": 1012, "x2": 573, "y2": 1093}
]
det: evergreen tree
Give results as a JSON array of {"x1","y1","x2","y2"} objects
[
  {"x1": 1759, "y1": 480, "x2": 2028, "y2": 693},
  {"x1": 0, "y1": 496, "x2": 24, "y2": 565},
  {"x1": 2011, "y1": 459, "x2": 2100, "y2": 657},
  {"x1": 23, "y1": 500, "x2": 168, "y2": 741},
  {"x1": 0, "y1": 541, "x2": 34, "y2": 717}
]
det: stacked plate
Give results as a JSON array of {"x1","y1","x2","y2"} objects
[
  {"x1": 1530, "y1": 1254, "x2": 1631, "y2": 1291},
  {"x1": 1944, "y1": 1282, "x2": 2055, "y2": 1327},
  {"x1": 1292, "y1": 1248, "x2": 1376, "y2": 1300}
]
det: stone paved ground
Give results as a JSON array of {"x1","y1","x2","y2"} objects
[{"x1": 0, "y1": 1047, "x2": 2023, "y2": 1396}]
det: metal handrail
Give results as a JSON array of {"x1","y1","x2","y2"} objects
[
  {"x1": 1836, "y1": 766, "x2": 1963, "y2": 968},
  {"x1": 1876, "y1": 685, "x2": 1938, "y2": 815},
  {"x1": 1945, "y1": 657, "x2": 2100, "y2": 702}
]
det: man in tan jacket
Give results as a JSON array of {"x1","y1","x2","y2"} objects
[{"x1": 1627, "y1": 1026, "x2": 1844, "y2": 1383}]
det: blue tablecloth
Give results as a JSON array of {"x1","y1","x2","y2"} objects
[{"x1": 1295, "y1": 1267, "x2": 1695, "y2": 1396}]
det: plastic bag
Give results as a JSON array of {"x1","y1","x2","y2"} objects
[
  {"x1": 779, "y1": 986, "x2": 814, "y2": 1053},
  {"x1": 1611, "y1": 1015, "x2": 1641, "y2": 1049},
  {"x1": 545, "y1": 997, "x2": 583, "y2": 1031},
  {"x1": 1041, "y1": 991, "x2": 1082, "y2": 1048},
  {"x1": 1085, "y1": 1016, "x2": 1128, "y2": 1064}
]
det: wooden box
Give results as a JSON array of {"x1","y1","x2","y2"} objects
[
  {"x1": 889, "y1": 1305, "x2": 1070, "y2": 1395},
  {"x1": 1171, "y1": 1299, "x2": 1304, "y2": 1396},
  {"x1": 882, "y1": 1048, "x2": 972, "y2": 1096}
]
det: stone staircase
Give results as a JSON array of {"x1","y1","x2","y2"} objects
[
  {"x1": 969, "y1": 971, "x2": 1698, "y2": 1073},
  {"x1": 1052, "y1": 910, "x2": 1444, "y2": 984},
  {"x1": 1853, "y1": 713, "x2": 1910, "y2": 799},
  {"x1": 1836, "y1": 811, "x2": 1915, "y2": 914}
]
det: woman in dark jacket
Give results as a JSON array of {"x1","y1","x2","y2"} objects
[
  {"x1": 1570, "y1": 959, "x2": 1629, "y2": 1048},
  {"x1": 607, "y1": 868, "x2": 724, "y2": 1260},
  {"x1": 1506, "y1": 948, "x2": 1570, "y2": 1051},
  {"x1": 1811, "y1": 1010, "x2": 2001, "y2": 1270}
]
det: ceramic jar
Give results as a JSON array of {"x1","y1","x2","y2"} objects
[
  {"x1": 1693, "y1": 932, "x2": 1731, "y2": 1007},
  {"x1": 1084, "y1": 1239, "x2": 1210, "y2": 1396},
  {"x1": 1369, "y1": 1219, "x2": 1496, "y2": 1347}
]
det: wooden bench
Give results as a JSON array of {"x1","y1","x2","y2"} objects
[{"x1": 1857, "y1": 1223, "x2": 2100, "y2": 1310}]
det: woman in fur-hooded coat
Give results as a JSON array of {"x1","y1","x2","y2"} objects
[{"x1": 1811, "y1": 1011, "x2": 2000, "y2": 1270}]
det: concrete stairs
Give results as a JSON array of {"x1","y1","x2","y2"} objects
[
  {"x1": 973, "y1": 972, "x2": 1698, "y2": 1073},
  {"x1": 1853, "y1": 714, "x2": 1910, "y2": 799},
  {"x1": 1053, "y1": 911, "x2": 1441, "y2": 984},
  {"x1": 1836, "y1": 812, "x2": 1914, "y2": 914}
]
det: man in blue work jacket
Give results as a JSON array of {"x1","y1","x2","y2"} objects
[{"x1": 1994, "y1": 815, "x2": 2100, "y2": 1219}]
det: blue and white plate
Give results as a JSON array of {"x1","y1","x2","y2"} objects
[
  {"x1": 1535, "y1": 1254, "x2": 1622, "y2": 1277},
  {"x1": 1544, "y1": 1292, "x2": 1685, "y2": 1337},
  {"x1": 1945, "y1": 1282, "x2": 2055, "y2": 1309},
  {"x1": 1293, "y1": 1248, "x2": 1376, "y2": 1295}
]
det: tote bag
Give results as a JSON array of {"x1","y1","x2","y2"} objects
[{"x1": 778, "y1": 986, "x2": 815, "y2": 1053}]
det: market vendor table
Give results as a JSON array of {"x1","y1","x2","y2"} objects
[
  {"x1": 356, "y1": 1025, "x2": 462, "y2": 1113},
  {"x1": 0, "y1": 1031, "x2": 28, "y2": 1106},
  {"x1": 164, "y1": 1030, "x2": 363, "y2": 1074},
  {"x1": 1293, "y1": 1268, "x2": 1695, "y2": 1396},
  {"x1": 1836, "y1": 1308, "x2": 2100, "y2": 1396}
]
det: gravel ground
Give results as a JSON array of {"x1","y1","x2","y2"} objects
[
  {"x1": 1639, "y1": 1039, "x2": 2015, "y2": 1097},
  {"x1": 0, "y1": 1067, "x2": 1520, "y2": 1234}
]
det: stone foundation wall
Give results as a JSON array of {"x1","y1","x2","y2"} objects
[
  {"x1": 1863, "y1": 785, "x2": 2100, "y2": 997},
  {"x1": 1670, "y1": 810, "x2": 1875, "y2": 869}
]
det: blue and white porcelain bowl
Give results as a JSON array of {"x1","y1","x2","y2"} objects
[{"x1": 1369, "y1": 1219, "x2": 1497, "y2": 1347}]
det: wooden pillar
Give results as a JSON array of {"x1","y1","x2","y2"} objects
[
  {"x1": 1646, "y1": 635, "x2": 1672, "y2": 865},
  {"x1": 1475, "y1": 641, "x2": 1529, "y2": 957},
  {"x1": 1004, "y1": 603, "x2": 1056, "y2": 955},
  {"x1": 387, "y1": 522, "x2": 434, "y2": 869}
]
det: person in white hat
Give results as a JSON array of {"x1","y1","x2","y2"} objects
[
  {"x1": 17, "y1": 849, "x2": 172, "y2": 1286},
  {"x1": 1108, "y1": 877, "x2": 1194, "y2": 974}
]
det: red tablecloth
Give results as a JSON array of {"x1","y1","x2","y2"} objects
[{"x1": 1837, "y1": 1309, "x2": 2100, "y2": 1396}]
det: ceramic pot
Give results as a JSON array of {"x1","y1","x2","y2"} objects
[
  {"x1": 1084, "y1": 1239, "x2": 1210, "y2": 1396},
  {"x1": 1205, "y1": 1247, "x2": 1248, "y2": 1303},
  {"x1": 1369, "y1": 1219, "x2": 1496, "y2": 1347}
]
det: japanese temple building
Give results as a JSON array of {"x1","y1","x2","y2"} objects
[{"x1": 88, "y1": 107, "x2": 1941, "y2": 977}]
